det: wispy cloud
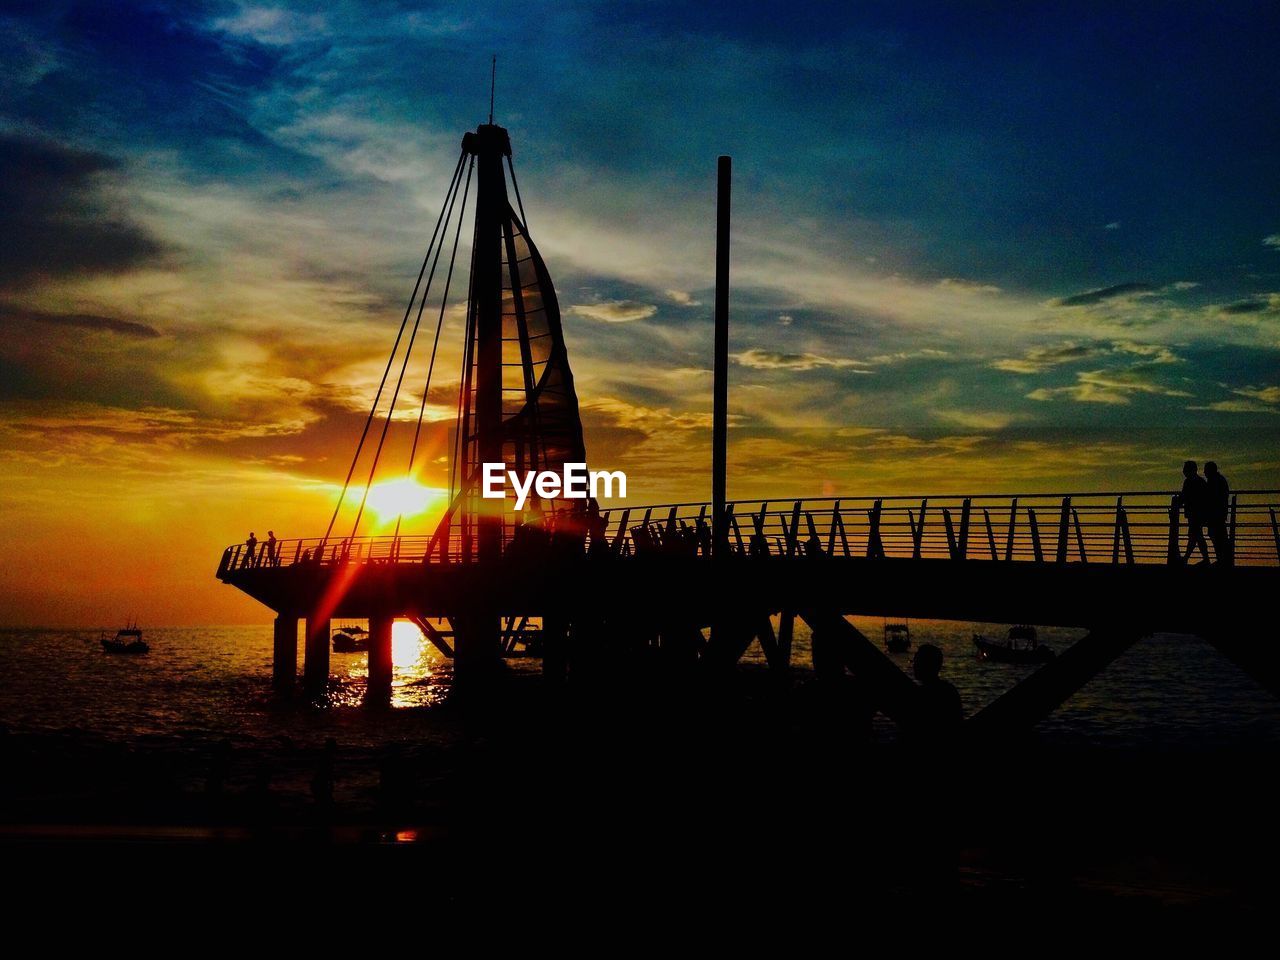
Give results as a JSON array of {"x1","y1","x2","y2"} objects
[
  {"x1": 569, "y1": 300, "x2": 657, "y2": 323},
  {"x1": 992, "y1": 340, "x2": 1180, "y2": 374},
  {"x1": 1054, "y1": 283, "x2": 1155, "y2": 307},
  {"x1": 1027, "y1": 368, "x2": 1193, "y2": 405},
  {"x1": 731, "y1": 348, "x2": 872, "y2": 372},
  {"x1": 7, "y1": 306, "x2": 162, "y2": 339}
]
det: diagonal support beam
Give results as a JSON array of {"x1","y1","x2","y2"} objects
[
  {"x1": 410, "y1": 615, "x2": 455, "y2": 658},
  {"x1": 754, "y1": 613, "x2": 786, "y2": 671},
  {"x1": 968, "y1": 628, "x2": 1144, "y2": 735},
  {"x1": 1198, "y1": 630, "x2": 1280, "y2": 700},
  {"x1": 798, "y1": 609, "x2": 919, "y2": 723}
]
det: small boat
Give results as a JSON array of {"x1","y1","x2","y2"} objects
[
  {"x1": 332, "y1": 624, "x2": 369, "y2": 652},
  {"x1": 973, "y1": 624, "x2": 1054, "y2": 664},
  {"x1": 101, "y1": 624, "x2": 148, "y2": 654},
  {"x1": 884, "y1": 620, "x2": 911, "y2": 653}
]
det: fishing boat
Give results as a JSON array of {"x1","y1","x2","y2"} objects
[
  {"x1": 332, "y1": 624, "x2": 369, "y2": 653},
  {"x1": 101, "y1": 623, "x2": 148, "y2": 654},
  {"x1": 884, "y1": 620, "x2": 911, "y2": 653},
  {"x1": 973, "y1": 624, "x2": 1054, "y2": 664}
]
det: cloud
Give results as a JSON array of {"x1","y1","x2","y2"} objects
[
  {"x1": 1220, "y1": 298, "x2": 1268, "y2": 315},
  {"x1": 0, "y1": 401, "x2": 315, "y2": 447},
  {"x1": 1055, "y1": 283, "x2": 1156, "y2": 307},
  {"x1": 210, "y1": 6, "x2": 329, "y2": 45},
  {"x1": 6, "y1": 306, "x2": 162, "y2": 339},
  {"x1": 1104, "y1": 222, "x2": 1121, "y2": 231},
  {"x1": 933, "y1": 409, "x2": 1020, "y2": 430},
  {"x1": 1264, "y1": 234, "x2": 1280, "y2": 250},
  {"x1": 569, "y1": 300, "x2": 657, "y2": 323},
  {"x1": 936, "y1": 278, "x2": 1001, "y2": 295},
  {"x1": 991, "y1": 339, "x2": 1180, "y2": 374},
  {"x1": 865, "y1": 348, "x2": 950, "y2": 365},
  {"x1": 1237, "y1": 385, "x2": 1280, "y2": 404},
  {"x1": 1190, "y1": 384, "x2": 1280, "y2": 413},
  {"x1": 665, "y1": 289, "x2": 699, "y2": 306},
  {"x1": 1026, "y1": 368, "x2": 1193, "y2": 405},
  {"x1": 1188, "y1": 400, "x2": 1280, "y2": 415},
  {"x1": 0, "y1": 134, "x2": 170, "y2": 290},
  {"x1": 731, "y1": 348, "x2": 871, "y2": 372}
]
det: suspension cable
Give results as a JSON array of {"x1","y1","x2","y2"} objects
[
  {"x1": 394, "y1": 154, "x2": 476, "y2": 537},
  {"x1": 321, "y1": 150, "x2": 466, "y2": 544},
  {"x1": 451, "y1": 208, "x2": 482, "y2": 504},
  {"x1": 350, "y1": 155, "x2": 474, "y2": 538}
]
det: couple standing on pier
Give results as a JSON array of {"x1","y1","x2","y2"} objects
[{"x1": 1180, "y1": 460, "x2": 1231, "y2": 566}]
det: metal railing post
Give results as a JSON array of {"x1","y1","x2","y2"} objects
[
  {"x1": 1005, "y1": 498, "x2": 1017, "y2": 562},
  {"x1": 1055, "y1": 496, "x2": 1071, "y2": 564},
  {"x1": 1168, "y1": 496, "x2": 1182, "y2": 565},
  {"x1": 1111, "y1": 497, "x2": 1122, "y2": 564}
]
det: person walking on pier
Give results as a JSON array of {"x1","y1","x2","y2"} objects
[
  {"x1": 1204, "y1": 461, "x2": 1232, "y2": 566},
  {"x1": 243, "y1": 531, "x2": 258, "y2": 568},
  {"x1": 1180, "y1": 461, "x2": 1211, "y2": 564},
  {"x1": 266, "y1": 530, "x2": 278, "y2": 567}
]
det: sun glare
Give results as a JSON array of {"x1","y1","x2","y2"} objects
[
  {"x1": 361, "y1": 479, "x2": 445, "y2": 524},
  {"x1": 391, "y1": 620, "x2": 425, "y2": 667}
]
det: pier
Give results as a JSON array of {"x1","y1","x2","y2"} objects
[{"x1": 216, "y1": 120, "x2": 1280, "y2": 732}]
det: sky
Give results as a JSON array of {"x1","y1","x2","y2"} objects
[{"x1": 1, "y1": 0, "x2": 1278, "y2": 624}]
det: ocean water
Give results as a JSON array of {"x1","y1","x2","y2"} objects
[{"x1": 1, "y1": 620, "x2": 1277, "y2": 750}]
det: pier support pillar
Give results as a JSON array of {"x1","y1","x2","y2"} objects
[
  {"x1": 304, "y1": 615, "x2": 331, "y2": 699},
  {"x1": 272, "y1": 614, "x2": 298, "y2": 693},
  {"x1": 453, "y1": 613, "x2": 503, "y2": 687},
  {"x1": 367, "y1": 614, "x2": 393, "y2": 704}
]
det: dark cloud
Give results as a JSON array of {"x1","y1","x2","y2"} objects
[
  {"x1": 5, "y1": 306, "x2": 163, "y2": 339},
  {"x1": 0, "y1": 134, "x2": 169, "y2": 290},
  {"x1": 1220, "y1": 299, "x2": 1268, "y2": 315},
  {"x1": 1055, "y1": 283, "x2": 1155, "y2": 307}
]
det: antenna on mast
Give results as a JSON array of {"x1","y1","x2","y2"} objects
[{"x1": 489, "y1": 54, "x2": 496, "y2": 124}]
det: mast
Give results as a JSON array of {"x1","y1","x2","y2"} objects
[{"x1": 464, "y1": 123, "x2": 512, "y2": 563}]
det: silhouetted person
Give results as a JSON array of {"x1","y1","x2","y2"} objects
[
  {"x1": 1204, "y1": 461, "x2": 1232, "y2": 566},
  {"x1": 266, "y1": 530, "x2": 278, "y2": 567},
  {"x1": 244, "y1": 531, "x2": 257, "y2": 568},
  {"x1": 1180, "y1": 460, "x2": 1210, "y2": 564},
  {"x1": 584, "y1": 498, "x2": 609, "y2": 559},
  {"x1": 910, "y1": 644, "x2": 963, "y2": 736},
  {"x1": 508, "y1": 505, "x2": 547, "y2": 562},
  {"x1": 805, "y1": 533, "x2": 826, "y2": 557}
]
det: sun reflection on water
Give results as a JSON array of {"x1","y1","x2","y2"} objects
[{"x1": 328, "y1": 619, "x2": 449, "y2": 708}]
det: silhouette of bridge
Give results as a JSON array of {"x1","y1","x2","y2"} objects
[{"x1": 215, "y1": 120, "x2": 1280, "y2": 734}]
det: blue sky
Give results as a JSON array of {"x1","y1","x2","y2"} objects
[{"x1": 1, "y1": 1, "x2": 1278, "y2": 619}]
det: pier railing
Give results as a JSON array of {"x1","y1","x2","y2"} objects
[{"x1": 218, "y1": 489, "x2": 1280, "y2": 574}]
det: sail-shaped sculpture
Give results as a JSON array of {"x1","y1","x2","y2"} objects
[{"x1": 445, "y1": 123, "x2": 588, "y2": 562}]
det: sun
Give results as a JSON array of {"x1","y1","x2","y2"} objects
[{"x1": 361, "y1": 478, "x2": 446, "y2": 525}]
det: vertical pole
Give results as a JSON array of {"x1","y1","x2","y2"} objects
[
  {"x1": 712, "y1": 155, "x2": 731, "y2": 558},
  {"x1": 367, "y1": 614, "x2": 393, "y2": 704},
  {"x1": 272, "y1": 614, "x2": 297, "y2": 693},
  {"x1": 303, "y1": 615, "x2": 331, "y2": 699},
  {"x1": 473, "y1": 129, "x2": 509, "y2": 565}
]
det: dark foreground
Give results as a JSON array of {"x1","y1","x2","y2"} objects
[{"x1": 2, "y1": 668, "x2": 1276, "y2": 925}]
